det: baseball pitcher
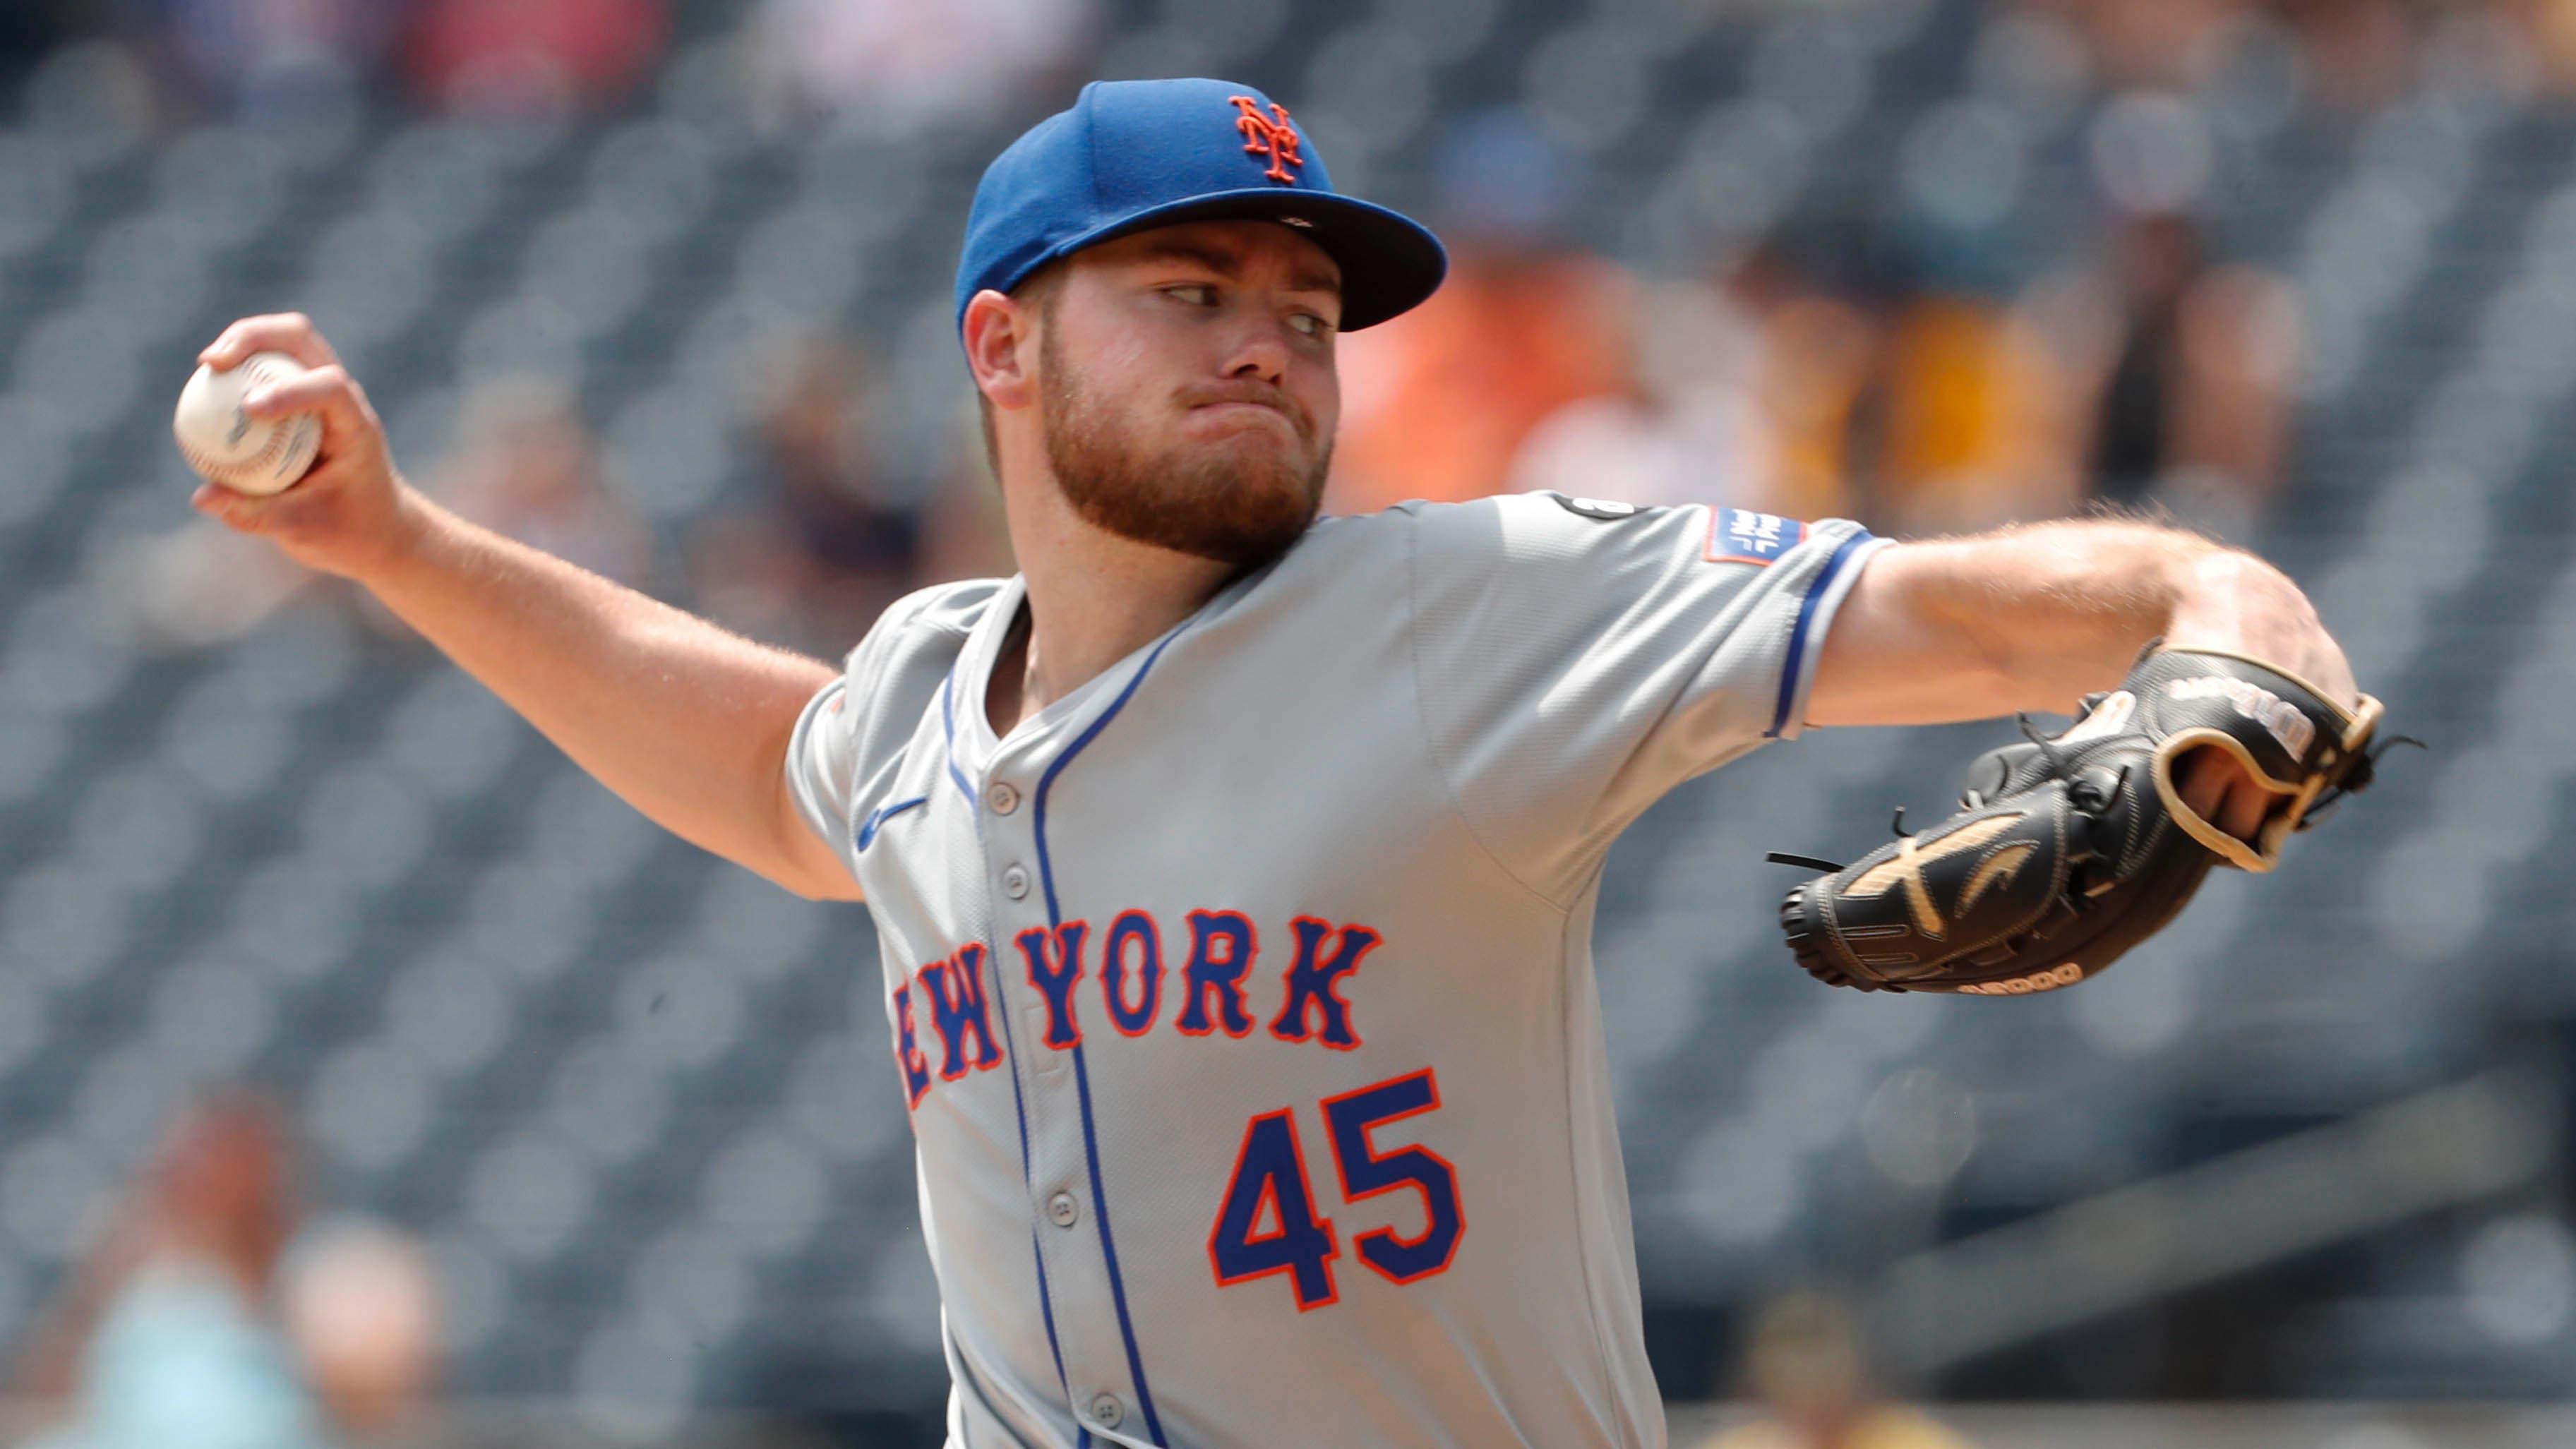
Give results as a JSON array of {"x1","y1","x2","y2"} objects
[{"x1": 190, "y1": 78, "x2": 2379, "y2": 1449}]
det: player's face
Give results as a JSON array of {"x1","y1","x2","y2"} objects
[{"x1": 1036, "y1": 220, "x2": 1343, "y2": 568}]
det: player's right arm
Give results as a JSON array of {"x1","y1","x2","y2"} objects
[{"x1": 189, "y1": 315, "x2": 861, "y2": 903}]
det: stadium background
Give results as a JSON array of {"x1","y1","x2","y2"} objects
[{"x1": 0, "y1": 0, "x2": 2570, "y2": 1443}]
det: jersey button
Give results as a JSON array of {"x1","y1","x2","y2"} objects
[
  {"x1": 1002, "y1": 865, "x2": 1031, "y2": 900},
  {"x1": 1046, "y1": 1191, "x2": 1078, "y2": 1227},
  {"x1": 1089, "y1": 1393, "x2": 1123, "y2": 1429},
  {"x1": 987, "y1": 781, "x2": 1021, "y2": 815}
]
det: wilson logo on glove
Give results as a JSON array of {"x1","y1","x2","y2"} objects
[{"x1": 2162, "y1": 675, "x2": 2315, "y2": 757}]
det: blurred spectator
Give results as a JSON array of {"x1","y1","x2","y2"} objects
[
  {"x1": 1859, "y1": 282, "x2": 2069, "y2": 534},
  {"x1": 1699, "y1": 1294, "x2": 1974, "y2": 1449},
  {"x1": 1330, "y1": 107, "x2": 1634, "y2": 516},
  {"x1": 401, "y1": 0, "x2": 666, "y2": 119},
  {"x1": 2025, "y1": 95, "x2": 2300, "y2": 539},
  {"x1": 431, "y1": 374, "x2": 653, "y2": 589},
  {"x1": 97, "y1": 512, "x2": 321, "y2": 652},
  {"x1": 2042, "y1": 0, "x2": 2248, "y2": 90},
  {"x1": 688, "y1": 330, "x2": 926, "y2": 654},
  {"x1": 2270, "y1": 0, "x2": 2417, "y2": 116},
  {"x1": 1735, "y1": 248, "x2": 1887, "y2": 522},
  {"x1": 1511, "y1": 246, "x2": 1872, "y2": 517},
  {"x1": 126, "y1": 0, "x2": 395, "y2": 120},
  {"x1": 99, "y1": 376, "x2": 647, "y2": 657},
  {"x1": 2017, "y1": 0, "x2": 2425, "y2": 124},
  {"x1": 912, "y1": 411, "x2": 1020, "y2": 595},
  {"x1": 743, "y1": 0, "x2": 1095, "y2": 137},
  {"x1": 11, "y1": 1092, "x2": 439, "y2": 1449},
  {"x1": 278, "y1": 1223, "x2": 441, "y2": 1441},
  {"x1": 2521, "y1": 0, "x2": 2576, "y2": 95},
  {"x1": 1508, "y1": 273, "x2": 1771, "y2": 512}
]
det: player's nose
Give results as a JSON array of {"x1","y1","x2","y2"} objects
[{"x1": 1215, "y1": 318, "x2": 1294, "y2": 385}]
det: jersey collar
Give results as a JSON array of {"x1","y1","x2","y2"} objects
[{"x1": 945, "y1": 566, "x2": 1280, "y2": 783}]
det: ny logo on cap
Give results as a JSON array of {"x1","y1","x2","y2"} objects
[{"x1": 1228, "y1": 96, "x2": 1304, "y2": 185}]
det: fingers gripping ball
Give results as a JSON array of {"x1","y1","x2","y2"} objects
[
  {"x1": 1771, "y1": 647, "x2": 2391, "y2": 996},
  {"x1": 173, "y1": 351, "x2": 320, "y2": 495}
]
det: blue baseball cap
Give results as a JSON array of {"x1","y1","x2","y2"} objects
[{"x1": 954, "y1": 78, "x2": 1447, "y2": 336}]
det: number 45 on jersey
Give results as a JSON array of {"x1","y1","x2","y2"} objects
[{"x1": 1208, "y1": 1067, "x2": 1464, "y2": 1310}]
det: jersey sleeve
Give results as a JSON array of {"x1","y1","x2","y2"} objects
[
  {"x1": 785, "y1": 580, "x2": 1000, "y2": 883},
  {"x1": 1406, "y1": 493, "x2": 1888, "y2": 905},
  {"x1": 784, "y1": 673, "x2": 863, "y2": 873}
]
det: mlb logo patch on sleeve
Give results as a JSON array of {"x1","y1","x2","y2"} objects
[{"x1": 1706, "y1": 507, "x2": 1808, "y2": 565}]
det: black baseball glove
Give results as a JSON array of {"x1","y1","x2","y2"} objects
[{"x1": 1769, "y1": 646, "x2": 2392, "y2": 995}]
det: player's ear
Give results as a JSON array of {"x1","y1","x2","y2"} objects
[{"x1": 962, "y1": 289, "x2": 1039, "y2": 414}]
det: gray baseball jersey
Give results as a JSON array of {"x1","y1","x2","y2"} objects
[{"x1": 786, "y1": 492, "x2": 1886, "y2": 1448}]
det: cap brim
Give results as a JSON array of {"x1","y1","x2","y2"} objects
[{"x1": 1034, "y1": 188, "x2": 1448, "y2": 332}]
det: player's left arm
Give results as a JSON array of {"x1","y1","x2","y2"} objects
[{"x1": 1804, "y1": 517, "x2": 2358, "y2": 834}]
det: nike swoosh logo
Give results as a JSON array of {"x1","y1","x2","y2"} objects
[
  {"x1": 1843, "y1": 813, "x2": 2027, "y2": 940},
  {"x1": 1955, "y1": 839, "x2": 2037, "y2": 916}
]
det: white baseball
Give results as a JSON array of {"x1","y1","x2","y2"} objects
[{"x1": 172, "y1": 351, "x2": 322, "y2": 495}]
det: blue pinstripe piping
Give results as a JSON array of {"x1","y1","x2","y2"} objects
[
  {"x1": 940, "y1": 668, "x2": 981, "y2": 811},
  {"x1": 854, "y1": 796, "x2": 927, "y2": 852},
  {"x1": 940, "y1": 661, "x2": 1082, "y2": 1443},
  {"x1": 1031, "y1": 630, "x2": 1184, "y2": 1448},
  {"x1": 994, "y1": 970, "x2": 1082, "y2": 1448},
  {"x1": 1767, "y1": 530, "x2": 1873, "y2": 739}
]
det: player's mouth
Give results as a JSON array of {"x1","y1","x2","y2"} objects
[
  {"x1": 1180, "y1": 384, "x2": 1310, "y2": 442},
  {"x1": 1190, "y1": 400, "x2": 1295, "y2": 431}
]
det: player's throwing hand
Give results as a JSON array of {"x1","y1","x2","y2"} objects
[{"x1": 187, "y1": 314, "x2": 419, "y2": 582}]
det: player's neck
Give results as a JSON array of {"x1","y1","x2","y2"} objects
[{"x1": 990, "y1": 475, "x2": 1235, "y2": 735}]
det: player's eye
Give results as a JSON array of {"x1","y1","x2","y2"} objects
[
  {"x1": 1163, "y1": 284, "x2": 1218, "y2": 306},
  {"x1": 1288, "y1": 312, "x2": 1331, "y2": 339}
]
